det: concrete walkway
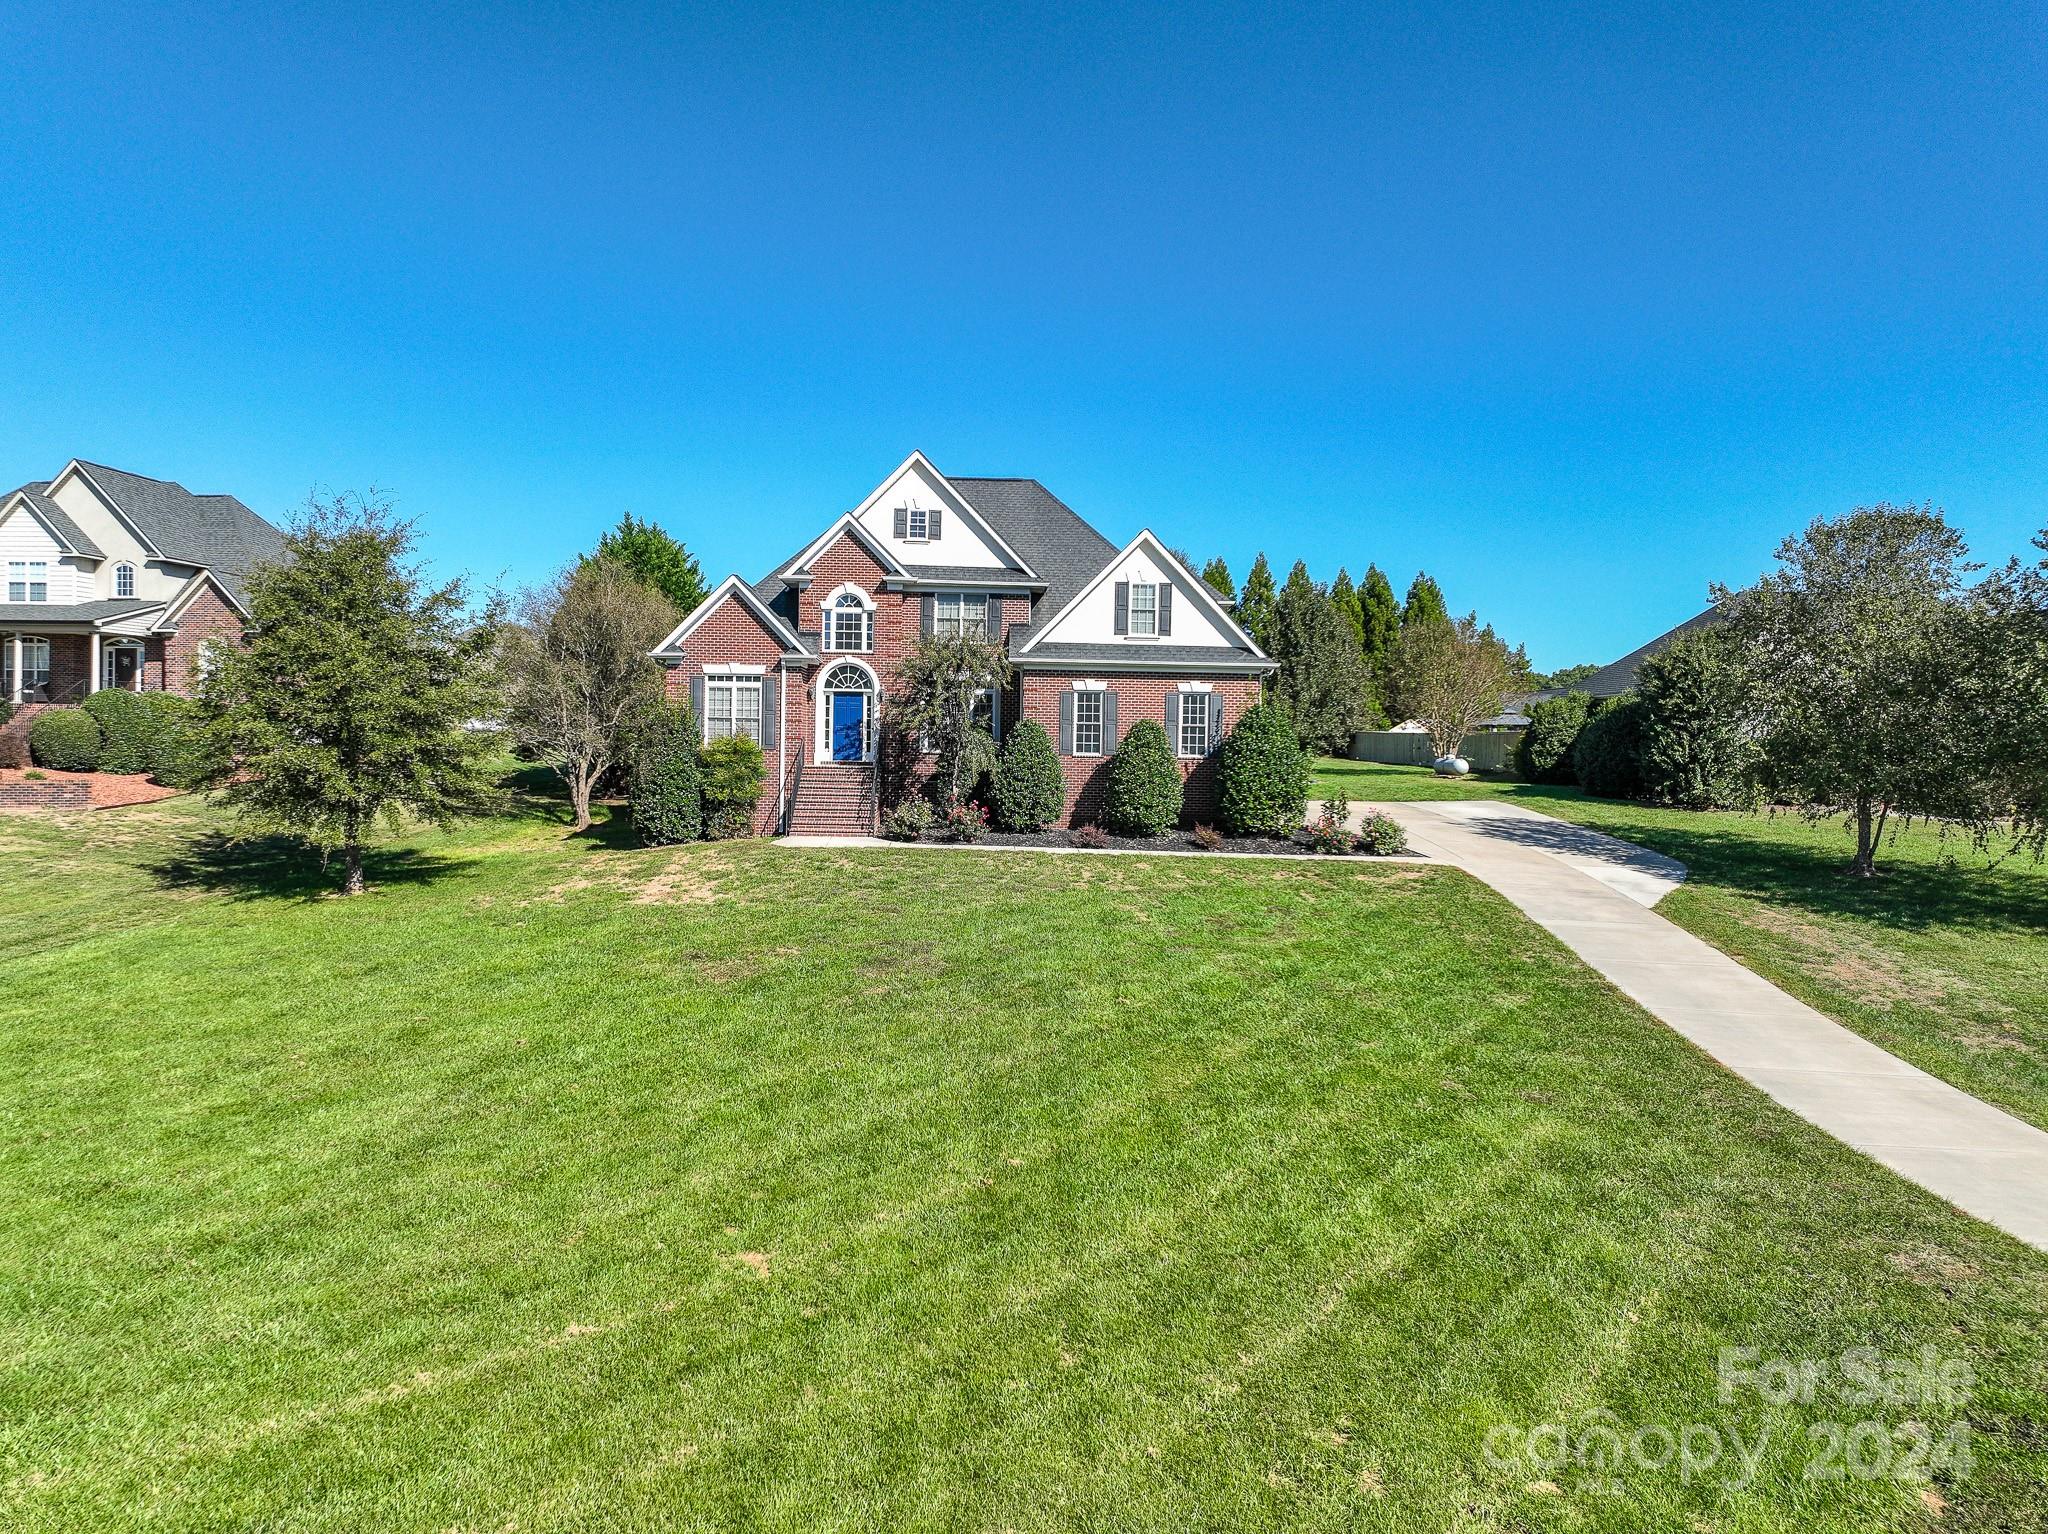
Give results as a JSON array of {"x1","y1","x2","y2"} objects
[{"x1": 1345, "y1": 798, "x2": 2048, "y2": 1252}]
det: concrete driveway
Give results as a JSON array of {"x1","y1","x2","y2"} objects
[{"x1": 1337, "y1": 797, "x2": 2048, "y2": 1252}]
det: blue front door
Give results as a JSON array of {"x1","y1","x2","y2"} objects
[{"x1": 831, "y1": 691, "x2": 866, "y2": 762}]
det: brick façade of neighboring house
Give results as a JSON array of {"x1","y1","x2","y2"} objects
[
  {"x1": 1, "y1": 460, "x2": 284, "y2": 740},
  {"x1": 651, "y1": 452, "x2": 1275, "y2": 834}
]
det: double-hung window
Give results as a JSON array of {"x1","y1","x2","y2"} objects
[
  {"x1": 8, "y1": 561, "x2": 47, "y2": 603},
  {"x1": 828, "y1": 593, "x2": 872, "y2": 652},
  {"x1": 705, "y1": 677, "x2": 764, "y2": 743},
  {"x1": 1178, "y1": 694, "x2": 1212, "y2": 757},
  {"x1": 1127, "y1": 582, "x2": 1158, "y2": 636},
  {"x1": 1072, "y1": 689, "x2": 1105, "y2": 757},
  {"x1": 906, "y1": 504, "x2": 929, "y2": 540},
  {"x1": 934, "y1": 592, "x2": 988, "y2": 640}
]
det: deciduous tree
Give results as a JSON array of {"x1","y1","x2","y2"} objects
[
  {"x1": 502, "y1": 558, "x2": 679, "y2": 832},
  {"x1": 1388, "y1": 613, "x2": 1516, "y2": 760},
  {"x1": 196, "y1": 493, "x2": 503, "y2": 894},
  {"x1": 887, "y1": 634, "x2": 1012, "y2": 808}
]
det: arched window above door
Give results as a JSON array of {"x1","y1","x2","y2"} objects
[{"x1": 822, "y1": 661, "x2": 871, "y2": 694}]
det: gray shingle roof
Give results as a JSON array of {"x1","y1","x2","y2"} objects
[
  {"x1": 73, "y1": 461, "x2": 286, "y2": 590},
  {"x1": 0, "y1": 597, "x2": 165, "y2": 625},
  {"x1": 1581, "y1": 605, "x2": 1728, "y2": 697},
  {"x1": 946, "y1": 478, "x2": 1117, "y2": 649},
  {"x1": 5, "y1": 482, "x2": 106, "y2": 558}
]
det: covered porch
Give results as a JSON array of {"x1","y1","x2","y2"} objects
[{"x1": 2, "y1": 604, "x2": 168, "y2": 705}]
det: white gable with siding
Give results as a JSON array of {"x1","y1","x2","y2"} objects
[
  {"x1": 1021, "y1": 530, "x2": 1247, "y2": 652},
  {"x1": 843, "y1": 452, "x2": 1027, "y2": 573}
]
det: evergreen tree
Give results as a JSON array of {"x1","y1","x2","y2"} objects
[
  {"x1": 1329, "y1": 568, "x2": 1364, "y2": 648},
  {"x1": 195, "y1": 493, "x2": 504, "y2": 895},
  {"x1": 1402, "y1": 572, "x2": 1449, "y2": 628},
  {"x1": 583, "y1": 513, "x2": 709, "y2": 616},
  {"x1": 1237, "y1": 554, "x2": 1278, "y2": 651},
  {"x1": 1359, "y1": 564, "x2": 1401, "y2": 706},
  {"x1": 1268, "y1": 563, "x2": 1375, "y2": 753},
  {"x1": 1200, "y1": 557, "x2": 1236, "y2": 603}
]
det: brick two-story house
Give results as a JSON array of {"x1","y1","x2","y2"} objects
[
  {"x1": 651, "y1": 453, "x2": 1275, "y2": 834},
  {"x1": 1, "y1": 460, "x2": 284, "y2": 715}
]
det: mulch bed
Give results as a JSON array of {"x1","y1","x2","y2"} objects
[
  {"x1": 0, "y1": 767, "x2": 187, "y2": 810},
  {"x1": 891, "y1": 827, "x2": 1415, "y2": 859}
]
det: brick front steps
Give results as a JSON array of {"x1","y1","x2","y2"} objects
[{"x1": 786, "y1": 762, "x2": 876, "y2": 836}]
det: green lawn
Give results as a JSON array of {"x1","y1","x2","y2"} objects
[
  {"x1": 2, "y1": 783, "x2": 2046, "y2": 1530},
  {"x1": 1313, "y1": 759, "x2": 2048, "y2": 1134}
]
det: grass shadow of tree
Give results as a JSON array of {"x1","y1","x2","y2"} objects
[{"x1": 148, "y1": 832, "x2": 467, "y2": 902}]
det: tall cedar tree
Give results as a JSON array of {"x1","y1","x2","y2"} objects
[
  {"x1": 1268, "y1": 562, "x2": 1376, "y2": 751},
  {"x1": 1402, "y1": 572, "x2": 1449, "y2": 628},
  {"x1": 1389, "y1": 613, "x2": 1516, "y2": 759},
  {"x1": 1359, "y1": 564, "x2": 1402, "y2": 708},
  {"x1": 502, "y1": 559, "x2": 680, "y2": 831},
  {"x1": 1329, "y1": 568, "x2": 1364, "y2": 647},
  {"x1": 195, "y1": 493, "x2": 503, "y2": 895},
  {"x1": 1200, "y1": 557, "x2": 1237, "y2": 603},
  {"x1": 1237, "y1": 554, "x2": 1279, "y2": 653},
  {"x1": 1722, "y1": 503, "x2": 1992, "y2": 876},
  {"x1": 582, "y1": 513, "x2": 710, "y2": 616}
]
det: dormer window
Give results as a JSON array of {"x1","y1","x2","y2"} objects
[{"x1": 115, "y1": 562, "x2": 135, "y2": 598}]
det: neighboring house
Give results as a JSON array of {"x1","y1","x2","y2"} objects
[
  {"x1": 1, "y1": 460, "x2": 284, "y2": 710},
  {"x1": 1575, "y1": 604, "x2": 1728, "y2": 699},
  {"x1": 652, "y1": 452, "x2": 1275, "y2": 833}
]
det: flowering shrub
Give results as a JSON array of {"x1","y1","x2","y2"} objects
[
  {"x1": 1356, "y1": 811, "x2": 1409, "y2": 856},
  {"x1": 1302, "y1": 789, "x2": 1353, "y2": 854},
  {"x1": 881, "y1": 797, "x2": 936, "y2": 841},
  {"x1": 943, "y1": 800, "x2": 990, "y2": 843},
  {"x1": 1070, "y1": 823, "x2": 1110, "y2": 849}
]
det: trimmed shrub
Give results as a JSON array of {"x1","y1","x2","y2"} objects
[
  {"x1": 1516, "y1": 691, "x2": 1592, "y2": 784},
  {"x1": 0, "y1": 700, "x2": 13, "y2": 729},
  {"x1": 1635, "y1": 629, "x2": 1759, "y2": 809},
  {"x1": 83, "y1": 689, "x2": 155, "y2": 774},
  {"x1": 881, "y1": 797, "x2": 935, "y2": 841},
  {"x1": 139, "y1": 693, "x2": 209, "y2": 788},
  {"x1": 632, "y1": 700, "x2": 703, "y2": 846},
  {"x1": 1216, "y1": 700, "x2": 1309, "y2": 836},
  {"x1": 699, "y1": 735, "x2": 766, "y2": 837},
  {"x1": 1573, "y1": 695, "x2": 1648, "y2": 800},
  {"x1": 1357, "y1": 811, "x2": 1409, "y2": 855},
  {"x1": 0, "y1": 735, "x2": 25, "y2": 769},
  {"x1": 28, "y1": 708, "x2": 101, "y2": 772},
  {"x1": 1102, "y1": 719, "x2": 1183, "y2": 836},
  {"x1": 991, "y1": 719, "x2": 1066, "y2": 832}
]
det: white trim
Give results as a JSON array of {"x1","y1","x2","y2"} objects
[
  {"x1": 704, "y1": 662, "x2": 767, "y2": 675},
  {"x1": 1016, "y1": 529, "x2": 1269, "y2": 659},
  {"x1": 650, "y1": 573, "x2": 808, "y2": 657},
  {"x1": 814, "y1": 655, "x2": 881, "y2": 763},
  {"x1": 841, "y1": 451, "x2": 1040, "y2": 579},
  {"x1": 1177, "y1": 681, "x2": 1215, "y2": 692},
  {"x1": 51, "y1": 461, "x2": 166, "y2": 558},
  {"x1": 776, "y1": 512, "x2": 908, "y2": 580},
  {"x1": 1021, "y1": 655, "x2": 1273, "y2": 675},
  {"x1": 1070, "y1": 678, "x2": 1105, "y2": 690}
]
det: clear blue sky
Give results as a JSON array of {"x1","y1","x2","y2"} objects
[{"x1": 4, "y1": 2, "x2": 2043, "y2": 668}]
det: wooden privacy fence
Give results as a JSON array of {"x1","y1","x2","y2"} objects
[{"x1": 1348, "y1": 729, "x2": 1524, "y2": 774}]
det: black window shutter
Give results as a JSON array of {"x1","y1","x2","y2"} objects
[
  {"x1": 985, "y1": 595, "x2": 1001, "y2": 636},
  {"x1": 928, "y1": 507, "x2": 942, "y2": 539},
  {"x1": 921, "y1": 593, "x2": 935, "y2": 635},
  {"x1": 1209, "y1": 692, "x2": 1225, "y2": 750},
  {"x1": 1113, "y1": 582, "x2": 1129, "y2": 635},
  {"x1": 894, "y1": 506, "x2": 908, "y2": 538},
  {"x1": 1165, "y1": 691, "x2": 1181, "y2": 750},
  {"x1": 1059, "y1": 690, "x2": 1075, "y2": 754},
  {"x1": 1103, "y1": 689, "x2": 1119, "y2": 749},
  {"x1": 689, "y1": 674, "x2": 705, "y2": 725},
  {"x1": 759, "y1": 676, "x2": 778, "y2": 749},
  {"x1": 1158, "y1": 584, "x2": 1173, "y2": 636}
]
